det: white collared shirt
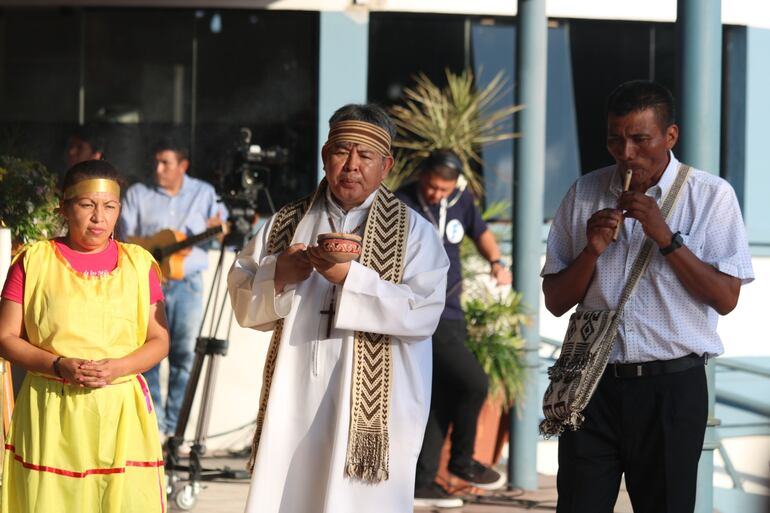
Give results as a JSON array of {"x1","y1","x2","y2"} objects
[
  {"x1": 542, "y1": 152, "x2": 754, "y2": 363},
  {"x1": 323, "y1": 186, "x2": 374, "y2": 236}
]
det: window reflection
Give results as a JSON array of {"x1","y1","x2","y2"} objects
[{"x1": 0, "y1": 7, "x2": 319, "y2": 213}]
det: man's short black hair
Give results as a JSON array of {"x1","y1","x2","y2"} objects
[
  {"x1": 606, "y1": 80, "x2": 676, "y2": 129},
  {"x1": 420, "y1": 150, "x2": 463, "y2": 181},
  {"x1": 328, "y1": 103, "x2": 396, "y2": 141},
  {"x1": 152, "y1": 137, "x2": 189, "y2": 162},
  {"x1": 71, "y1": 124, "x2": 107, "y2": 154}
]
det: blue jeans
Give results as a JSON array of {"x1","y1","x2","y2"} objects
[{"x1": 144, "y1": 273, "x2": 203, "y2": 435}]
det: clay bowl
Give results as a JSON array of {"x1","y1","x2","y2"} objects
[{"x1": 316, "y1": 232, "x2": 362, "y2": 263}]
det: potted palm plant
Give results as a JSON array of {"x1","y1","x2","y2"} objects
[
  {"x1": 386, "y1": 68, "x2": 522, "y2": 196},
  {"x1": 388, "y1": 69, "x2": 528, "y2": 492},
  {"x1": 460, "y1": 201, "x2": 527, "y2": 413},
  {"x1": 434, "y1": 217, "x2": 528, "y2": 493}
]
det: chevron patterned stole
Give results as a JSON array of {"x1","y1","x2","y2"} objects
[
  {"x1": 248, "y1": 180, "x2": 409, "y2": 483},
  {"x1": 247, "y1": 190, "x2": 315, "y2": 474}
]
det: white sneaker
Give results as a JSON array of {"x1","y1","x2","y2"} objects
[{"x1": 414, "y1": 483, "x2": 464, "y2": 509}]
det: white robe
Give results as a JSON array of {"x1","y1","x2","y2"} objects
[{"x1": 228, "y1": 188, "x2": 449, "y2": 513}]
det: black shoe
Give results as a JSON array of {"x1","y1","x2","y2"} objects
[
  {"x1": 414, "y1": 483, "x2": 463, "y2": 509},
  {"x1": 448, "y1": 459, "x2": 506, "y2": 490}
]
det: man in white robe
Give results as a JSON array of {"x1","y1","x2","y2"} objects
[{"x1": 228, "y1": 103, "x2": 449, "y2": 513}]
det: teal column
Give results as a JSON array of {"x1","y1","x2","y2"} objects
[
  {"x1": 317, "y1": 11, "x2": 369, "y2": 181},
  {"x1": 510, "y1": 0, "x2": 547, "y2": 491},
  {"x1": 678, "y1": 0, "x2": 722, "y2": 174},
  {"x1": 677, "y1": 1, "x2": 722, "y2": 512}
]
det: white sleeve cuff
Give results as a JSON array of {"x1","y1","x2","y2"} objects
[{"x1": 254, "y1": 254, "x2": 294, "y2": 319}]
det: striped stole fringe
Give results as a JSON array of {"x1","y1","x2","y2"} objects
[{"x1": 248, "y1": 181, "x2": 409, "y2": 484}]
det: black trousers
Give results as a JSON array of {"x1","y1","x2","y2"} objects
[
  {"x1": 556, "y1": 364, "x2": 708, "y2": 513},
  {"x1": 415, "y1": 318, "x2": 489, "y2": 488}
]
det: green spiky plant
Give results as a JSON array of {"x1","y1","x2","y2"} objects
[
  {"x1": 0, "y1": 157, "x2": 62, "y2": 245},
  {"x1": 460, "y1": 203, "x2": 528, "y2": 409},
  {"x1": 386, "y1": 69, "x2": 522, "y2": 198},
  {"x1": 387, "y1": 68, "x2": 527, "y2": 408},
  {"x1": 463, "y1": 287, "x2": 527, "y2": 408}
]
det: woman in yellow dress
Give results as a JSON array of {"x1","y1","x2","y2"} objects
[{"x1": 0, "y1": 160, "x2": 169, "y2": 513}]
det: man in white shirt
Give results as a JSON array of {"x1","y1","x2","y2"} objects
[
  {"x1": 119, "y1": 139, "x2": 227, "y2": 437},
  {"x1": 227, "y1": 103, "x2": 449, "y2": 513},
  {"x1": 542, "y1": 80, "x2": 754, "y2": 513}
]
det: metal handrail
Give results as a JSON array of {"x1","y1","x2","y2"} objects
[
  {"x1": 712, "y1": 358, "x2": 770, "y2": 492},
  {"x1": 716, "y1": 389, "x2": 770, "y2": 418},
  {"x1": 715, "y1": 358, "x2": 770, "y2": 379},
  {"x1": 540, "y1": 336, "x2": 562, "y2": 360}
]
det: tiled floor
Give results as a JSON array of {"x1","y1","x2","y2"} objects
[{"x1": 166, "y1": 455, "x2": 636, "y2": 512}]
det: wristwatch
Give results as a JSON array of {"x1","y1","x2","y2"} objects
[
  {"x1": 490, "y1": 259, "x2": 504, "y2": 267},
  {"x1": 659, "y1": 231, "x2": 684, "y2": 256}
]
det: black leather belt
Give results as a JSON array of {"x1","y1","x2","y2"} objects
[{"x1": 606, "y1": 353, "x2": 705, "y2": 379}]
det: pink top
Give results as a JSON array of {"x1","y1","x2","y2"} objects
[{"x1": 1, "y1": 239, "x2": 164, "y2": 304}]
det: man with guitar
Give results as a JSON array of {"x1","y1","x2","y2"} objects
[{"x1": 118, "y1": 138, "x2": 228, "y2": 437}]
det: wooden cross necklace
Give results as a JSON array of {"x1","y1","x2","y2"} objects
[{"x1": 318, "y1": 197, "x2": 366, "y2": 338}]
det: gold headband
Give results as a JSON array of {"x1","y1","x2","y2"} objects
[
  {"x1": 324, "y1": 120, "x2": 392, "y2": 157},
  {"x1": 63, "y1": 178, "x2": 121, "y2": 200}
]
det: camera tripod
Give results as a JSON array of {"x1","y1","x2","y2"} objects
[
  {"x1": 164, "y1": 240, "x2": 250, "y2": 510},
  {"x1": 163, "y1": 186, "x2": 275, "y2": 510}
]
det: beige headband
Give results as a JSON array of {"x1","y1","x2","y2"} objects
[
  {"x1": 324, "y1": 120, "x2": 392, "y2": 157},
  {"x1": 63, "y1": 178, "x2": 121, "y2": 200}
]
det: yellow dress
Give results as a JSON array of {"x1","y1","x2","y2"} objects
[{"x1": 2, "y1": 240, "x2": 167, "y2": 513}]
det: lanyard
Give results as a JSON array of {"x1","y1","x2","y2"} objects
[{"x1": 417, "y1": 193, "x2": 447, "y2": 238}]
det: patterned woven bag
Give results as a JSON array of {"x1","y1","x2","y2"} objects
[{"x1": 540, "y1": 164, "x2": 691, "y2": 436}]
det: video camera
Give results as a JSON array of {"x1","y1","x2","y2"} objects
[
  {"x1": 219, "y1": 127, "x2": 287, "y2": 205},
  {"x1": 218, "y1": 127, "x2": 288, "y2": 244}
]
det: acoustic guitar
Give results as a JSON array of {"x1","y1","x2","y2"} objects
[{"x1": 127, "y1": 224, "x2": 228, "y2": 281}]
